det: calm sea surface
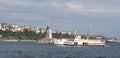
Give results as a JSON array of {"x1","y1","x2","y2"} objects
[{"x1": 0, "y1": 41, "x2": 120, "y2": 58}]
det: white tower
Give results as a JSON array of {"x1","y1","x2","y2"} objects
[
  {"x1": 74, "y1": 29, "x2": 77, "y2": 36},
  {"x1": 46, "y1": 26, "x2": 52, "y2": 39}
]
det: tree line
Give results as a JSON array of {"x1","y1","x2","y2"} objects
[{"x1": 0, "y1": 30, "x2": 74, "y2": 40}]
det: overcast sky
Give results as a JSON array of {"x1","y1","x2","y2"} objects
[{"x1": 0, "y1": 0, "x2": 120, "y2": 37}]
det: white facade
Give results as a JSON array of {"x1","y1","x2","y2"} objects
[
  {"x1": 46, "y1": 29, "x2": 52, "y2": 39},
  {"x1": 36, "y1": 30, "x2": 40, "y2": 33},
  {"x1": 48, "y1": 29, "x2": 52, "y2": 39},
  {"x1": 46, "y1": 26, "x2": 52, "y2": 39}
]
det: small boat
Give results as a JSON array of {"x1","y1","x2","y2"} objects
[
  {"x1": 53, "y1": 38, "x2": 74, "y2": 45},
  {"x1": 53, "y1": 39, "x2": 66, "y2": 45}
]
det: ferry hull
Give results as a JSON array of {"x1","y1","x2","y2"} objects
[
  {"x1": 74, "y1": 39, "x2": 105, "y2": 46},
  {"x1": 53, "y1": 39, "x2": 105, "y2": 46}
]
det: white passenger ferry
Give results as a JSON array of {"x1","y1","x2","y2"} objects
[{"x1": 53, "y1": 35, "x2": 105, "y2": 46}]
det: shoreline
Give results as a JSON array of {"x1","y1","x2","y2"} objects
[{"x1": 0, "y1": 40, "x2": 36, "y2": 42}]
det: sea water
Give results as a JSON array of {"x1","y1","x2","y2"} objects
[{"x1": 0, "y1": 41, "x2": 120, "y2": 58}]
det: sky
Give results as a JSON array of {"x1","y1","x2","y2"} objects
[{"x1": 0, "y1": 0, "x2": 120, "y2": 38}]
